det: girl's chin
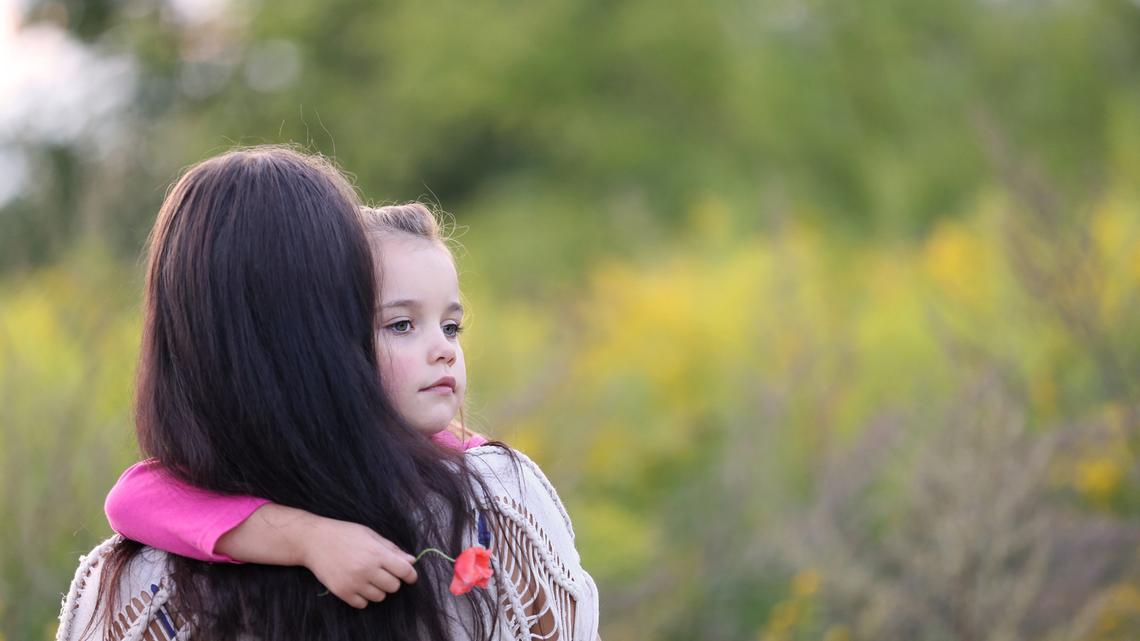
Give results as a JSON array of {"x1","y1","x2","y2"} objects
[{"x1": 397, "y1": 402, "x2": 458, "y2": 435}]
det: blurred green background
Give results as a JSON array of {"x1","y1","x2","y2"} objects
[{"x1": 4, "y1": 0, "x2": 1140, "y2": 639}]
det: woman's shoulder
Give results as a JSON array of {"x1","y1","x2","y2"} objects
[
  {"x1": 464, "y1": 445, "x2": 576, "y2": 540},
  {"x1": 464, "y1": 443, "x2": 554, "y2": 486},
  {"x1": 56, "y1": 535, "x2": 184, "y2": 641},
  {"x1": 463, "y1": 443, "x2": 536, "y2": 484}
]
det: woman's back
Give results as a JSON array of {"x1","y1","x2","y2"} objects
[{"x1": 57, "y1": 446, "x2": 599, "y2": 641}]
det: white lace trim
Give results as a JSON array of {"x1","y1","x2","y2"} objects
[{"x1": 489, "y1": 496, "x2": 584, "y2": 640}]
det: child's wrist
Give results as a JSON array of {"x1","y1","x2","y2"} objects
[{"x1": 293, "y1": 511, "x2": 330, "y2": 568}]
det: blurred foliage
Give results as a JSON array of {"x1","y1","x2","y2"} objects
[
  {"x1": 10, "y1": 0, "x2": 1140, "y2": 266},
  {"x1": 0, "y1": 247, "x2": 141, "y2": 639},
  {"x1": 465, "y1": 183, "x2": 1140, "y2": 640},
  {"x1": 4, "y1": 0, "x2": 1140, "y2": 640}
]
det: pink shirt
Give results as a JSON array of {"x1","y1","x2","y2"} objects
[{"x1": 104, "y1": 430, "x2": 489, "y2": 563}]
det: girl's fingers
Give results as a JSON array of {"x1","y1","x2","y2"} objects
[
  {"x1": 358, "y1": 584, "x2": 389, "y2": 603},
  {"x1": 371, "y1": 533, "x2": 398, "y2": 552},
  {"x1": 372, "y1": 533, "x2": 416, "y2": 563},
  {"x1": 391, "y1": 543, "x2": 417, "y2": 564},
  {"x1": 384, "y1": 557, "x2": 418, "y2": 584},
  {"x1": 370, "y1": 571, "x2": 401, "y2": 595}
]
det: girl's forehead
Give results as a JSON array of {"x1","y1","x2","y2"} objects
[
  {"x1": 372, "y1": 233, "x2": 452, "y2": 262},
  {"x1": 373, "y1": 235, "x2": 459, "y2": 296}
]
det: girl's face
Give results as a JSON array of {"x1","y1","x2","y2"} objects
[{"x1": 374, "y1": 233, "x2": 467, "y2": 435}]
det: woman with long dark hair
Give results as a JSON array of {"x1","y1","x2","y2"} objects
[{"x1": 55, "y1": 147, "x2": 598, "y2": 641}]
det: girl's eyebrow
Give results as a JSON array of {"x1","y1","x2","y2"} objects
[
  {"x1": 381, "y1": 299, "x2": 418, "y2": 310},
  {"x1": 381, "y1": 299, "x2": 464, "y2": 314}
]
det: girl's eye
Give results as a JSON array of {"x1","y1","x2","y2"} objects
[
  {"x1": 387, "y1": 320, "x2": 413, "y2": 333},
  {"x1": 443, "y1": 322, "x2": 464, "y2": 338}
]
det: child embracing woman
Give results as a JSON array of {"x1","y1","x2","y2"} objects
[
  {"x1": 55, "y1": 148, "x2": 599, "y2": 641},
  {"x1": 104, "y1": 203, "x2": 493, "y2": 608}
]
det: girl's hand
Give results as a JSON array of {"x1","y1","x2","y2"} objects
[
  {"x1": 215, "y1": 504, "x2": 418, "y2": 609},
  {"x1": 302, "y1": 518, "x2": 420, "y2": 609}
]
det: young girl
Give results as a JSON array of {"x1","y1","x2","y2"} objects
[
  {"x1": 59, "y1": 149, "x2": 597, "y2": 641},
  {"x1": 103, "y1": 203, "x2": 495, "y2": 609}
]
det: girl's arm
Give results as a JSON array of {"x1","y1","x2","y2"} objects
[
  {"x1": 104, "y1": 430, "x2": 488, "y2": 607},
  {"x1": 105, "y1": 460, "x2": 418, "y2": 608},
  {"x1": 103, "y1": 459, "x2": 270, "y2": 563}
]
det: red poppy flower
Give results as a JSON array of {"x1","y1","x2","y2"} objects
[{"x1": 449, "y1": 546, "x2": 493, "y2": 595}]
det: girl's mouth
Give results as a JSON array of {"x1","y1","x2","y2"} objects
[{"x1": 420, "y1": 376, "x2": 456, "y2": 393}]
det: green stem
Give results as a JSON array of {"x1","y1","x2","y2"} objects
[{"x1": 414, "y1": 547, "x2": 455, "y2": 563}]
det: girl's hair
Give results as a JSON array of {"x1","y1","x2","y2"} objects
[
  {"x1": 98, "y1": 148, "x2": 499, "y2": 641},
  {"x1": 362, "y1": 202, "x2": 447, "y2": 241}
]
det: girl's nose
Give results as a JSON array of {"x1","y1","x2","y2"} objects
[{"x1": 428, "y1": 329, "x2": 457, "y2": 364}]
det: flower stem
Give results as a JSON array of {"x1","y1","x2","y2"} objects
[{"x1": 414, "y1": 547, "x2": 456, "y2": 563}]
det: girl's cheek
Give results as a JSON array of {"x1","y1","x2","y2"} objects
[
  {"x1": 378, "y1": 361, "x2": 397, "y2": 395},
  {"x1": 384, "y1": 352, "x2": 418, "y2": 394},
  {"x1": 451, "y1": 363, "x2": 468, "y2": 406},
  {"x1": 376, "y1": 343, "x2": 404, "y2": 394}
]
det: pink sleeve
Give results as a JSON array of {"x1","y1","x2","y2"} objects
[
  {"x1": 431, "y1": 430, "x2": 491, "y2": 450},
  {"x1": 104, "y1": 459, "x2": 270, "y2": 563},
  {"x1": 463, "y1": 434, "x2": 490, "y2": 448}
]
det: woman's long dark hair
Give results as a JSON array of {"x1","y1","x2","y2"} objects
[{"x1": 99, "y1": 147, "x2": 500, "y2": 641}]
